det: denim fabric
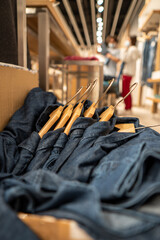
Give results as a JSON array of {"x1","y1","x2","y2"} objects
[
  {"x1": 116, "y1": 61, "x2": 125, "y2": 85},
  {"x1": 1, "y1": 88, "x2": 160, "y2": 240},
  {"x1": 142, "y1": 36, "x2": 157, "y2": 86},
  {"x1": 1, "y1": 88, "x2": 58, "y2": 143},
  {"x1": 90, "y1": 118, "x2": 160, "y2": 209},
  {"x1": 1, "y1": 170, "x2": 106, "y2": 240},
  {"x1": 12, "y1": 131, "x2": 40, "y2": 175},
  {"x1": 0, "y1": 189, "x2": 39, "y2": 240},
  {"x1": 56, "y1": 115, "x2": 117, "y2": 179},
  {"x1": 50, "y1": 117, "x2": 96, "y2": 173},
  {"x1": 147, "y1": 37, "x2": 157, "y2": 79},
  {"x1": 100, "y1": 207, "x2": 160, "y2": 240},
  {"x1": 26, "y1": 129, "x2": 63, "y2": 172},
  {"x1": 31, "y1": 99, "x2": 96, "y2": 171},
  {"x1": 101, "y1": 42, "x2": 108, "y2": 55},
  {"x1": 104, "y1": 61, "x2": 124, "y2": 98},
  {"x1": 42, "y1": 132, "x2": 68, "y2": 170},
  {"x1": 1, "y1": 170, "x2": 160, "y2": 240},
  {"x1": 0, "y1": 131, "x2": 40, "y2": 174},
  {"x1": 0, "y1": 88, "x2": 58, "y2": 174},
  {"x1": 142, "y1": 40, "x2": 150, "y2": 84}
]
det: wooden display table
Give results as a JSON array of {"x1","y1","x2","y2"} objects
[
  {"x1": 147, "y1": 78, "x2": 160, "y2": 113},
  {"x1": 18, "y1": 213, "x2": 93, "y2": 240}
]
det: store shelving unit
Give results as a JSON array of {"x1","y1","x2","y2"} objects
[
  {"x1": 147, "y1": 78, "x2": 160, "y2": 113},
  {"x1": 138, "y1": 1, "x2": 160, "y2": 109},
  {"x1": 17, "y1": 0, "x2": 80, "y2": 91},
  {"x1": 139, "y1": 10, "x2": 160, "y2": 32}
]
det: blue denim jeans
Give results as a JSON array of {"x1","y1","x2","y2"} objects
[
  {"x1": 26, "y1": 100, "x2": 97, "y2": 172},
  {"x1": 42, "y1": 117, "x2": 94, "y2": 170},
  {"x1": 142, "y1": 36, "x2": 157, "y2": 86},
  {"x1": 2, "y1": 88, "x2": 58, "y2": 143},
  {"x1": 1, "y1": 88, "x2": 160, "y2": 240},
  {"x1": 0, "y1": 88, "x2": 58, "y2": 173},
  {"x1": 0, "y1": 180, "x2": 39, "y2": 240},
  {"x1": 49, "y1": 117, "x2": 96, "y2": 172},
  {"x1": 56, "y1": 115, "x2": 116, "y2": 181},
  {"x1": 40, "y1": 99, "x2": 103, "y2": 172},
  {"x1": 1, "y1": 169, "x2": 160, "y2": 240},
  {"x1": 90, "y1": 117, "x2": 160, "y2": 209}
]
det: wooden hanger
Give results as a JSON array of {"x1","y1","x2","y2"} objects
[
  {"x1": 115, "y1": 123, "x2": 160, "y2": 133},
  {"x1": 64, "y1": 79, "x2": 97, "y2": 135},
  {"x1": 84, "y1": 78, "x2": 115, "y2": 118},
  {"x1": 38, "y1": 87, "x2": 83, "y2": 138},
  {"x1": 53, "y1": 83, "x2": 93, "y2": 131},
  {"x1": 115, "y1": 123, "x2": 135, "y2": 133},
  {"x1": 100, "y1": 82, "x2": 138, "y2": 122}
]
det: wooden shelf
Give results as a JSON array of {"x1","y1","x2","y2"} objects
[
  {"x1": 27, "y1": 16, "x2": 75, "y2": 59},
  {"x1": 147, "y1": 97, "x2": 160, "y2": 103},
  {"x1": 139, "y1": 10, "x2": 160, "y2": 32},
  {"x1": 147, "y1": 78, "x2": 160, "y2": 113},
  {"x1": 26, "y1": 0, "x2": 80, "y2": 56},
  {"x1": 147, "y1": 78, "x2": 160, "y2": 83}
]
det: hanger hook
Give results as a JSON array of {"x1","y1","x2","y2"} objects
[
  {"x1": 83, "y1": 79, "x2": 97, "y2": 102},
  {"x1": 95, "y1": 78, "x2": 115, "y2": 106},
  {"x1": 76, "y1": 83, "x2": 92, "y2": 103},
  {"x1": 64, "y1": 86, "x2": 83, "y2": 107},
  {"x1": 135, "y1": 124, "x2": 160, "y2": 130},
  {"x1": 114, "y1": 82, "x2": 138, "y2": 109}
]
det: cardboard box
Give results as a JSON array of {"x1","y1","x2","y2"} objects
[{"x1": 0, "y1": 62, "x2": 38, "y2": 131}]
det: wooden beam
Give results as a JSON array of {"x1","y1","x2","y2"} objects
[
  {"x1": 118, "y1": 0, "x2": 137, "y2": 39},
  {"x1": 26, "y1": 0, "x2": 80, "y2": 55},
  {"x1": 102, "y1": 0, "x2": 109, "y2": 42},
  {"x1": 76, "y1": 0, "x2": 91, "y2": 47},
  {"x1": 90, "y1": 0, "x2": 96, "y2": 45},
  {"x1": 62, "y1": 0, "x2": 84, "y2": 46},
  {"x1": 110, "y1": 0, "x2": 123, "y2": 36}
]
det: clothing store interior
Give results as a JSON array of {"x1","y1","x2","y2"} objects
[{"x1": 1, "y1": 0, "x2": 160, "y2": 240}]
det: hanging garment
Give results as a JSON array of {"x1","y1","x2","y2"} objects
[
  {"x1": 56, "y1": 116, "x2": 116, "y2": 180},
  {"x1": 0, "y1": 88, "x2": 58, "y2": 173},
  {"x1": 142, "y1": 36, "x2": 157, "y2": 86},
  {"x1": 26, "y1": 100, "x2": 96, "y2": 172},
  {"x1": 90, "y1": 118, "x2": 160, "y2": 209},
  {"x1": 0, "y1": 88, "x2": 160, "y2": 240}
]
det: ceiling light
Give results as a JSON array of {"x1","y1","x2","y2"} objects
[
  {"x1": 98, "y1": 22, "x2": 103, "y2": 26},
  {"x1": 98, "y1": 26, "x2": 103, "y2": 31},
  {"x1": 97, "y1": 45, "x2": 102, "y2": 52},
  {"x1": 97, "y1": 0, "x2": 103, "y2": 5},
  {"x1": 52, "y1": 1, "x2": 60, "y2": 7},
  {"x1": 97, "y1": 36, "x2": 102, "y2": 44},
  {"x1": 98, "y1": 6, "x2": 104, "y2": 12},
  {"x1": 96, "y1": 17, "x2": 102, "y2": 23},
  {"x1": 96, "y1": 31, "x2": 102, "y2": 37},
  {"x1": 26, "y1": 8, "x2": 36, "y2": 14}
]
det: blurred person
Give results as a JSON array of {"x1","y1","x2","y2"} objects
[
  {"x1": 101, "y1": 36, "x2": 120, "y2": 101},
  {"x1": 102, "y1": 35, "x2": 120, "y2": 82},
  {"x1": 121, "y1": 36, "x2": 141, "y2": 110}
]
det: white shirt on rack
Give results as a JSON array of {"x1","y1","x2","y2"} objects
[{"x1": 121, "y1": 46, "x2": 141, "y2": 77}]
